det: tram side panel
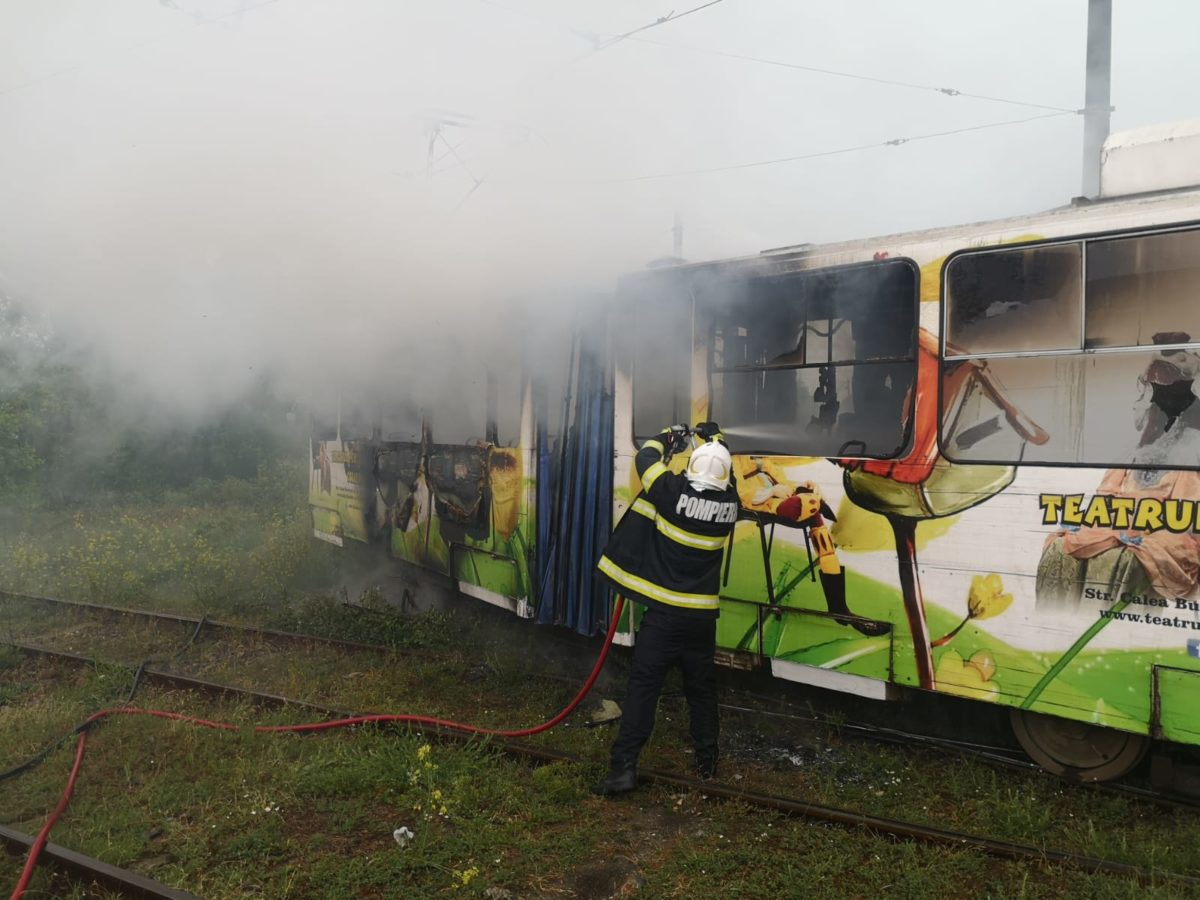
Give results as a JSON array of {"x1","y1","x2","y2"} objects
[
  {"x1": 626, "y1": 226, "x2": 1200, "y2": 752},
  {"x1": 310, "y1": 437, "x2": 375, "y2": 547},
  {"x1": 921, "y1": 226, "x2": 1200, "y2": 746},
  {"x1": 307, "y1": 371, "x2": 538, "y2": 617},
  {"x1": 378, "y1": 382, "x2": 537, "y2": 618}
]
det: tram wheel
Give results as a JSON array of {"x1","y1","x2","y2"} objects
[{"x1": 1009, "y1": 709, "x2": 1149, "y2": 782}]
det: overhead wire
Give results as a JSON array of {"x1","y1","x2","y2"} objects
[
  {"x1": 626, "y1": 35, "x2": 1078, "y2": 113},
  {"x1": 501, "y1": 0, "x2": 730, "y2": 104},
  {"x1": 595, "y1": 0, "x2": 728, "y2": 51},
  {"x1": 458, "y1": 0, "x2": 1079, "y2": 197},
  {"x1": 611, "y1": 109, "x2": 1080, "y2": 182},
  {"x1": 474, "y1": 0, "x2": 1072, "y2": 114}
]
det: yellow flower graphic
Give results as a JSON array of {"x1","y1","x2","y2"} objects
[
  {"x1": 967, "y1": 574, "x2": 1014, "y2": 621},
  {"x1": 932, "y1": 573, "x2": 1014, "y2": 647},
  {"x1": 935, "y1": 649, "x2": 1000, "y2": 701}
]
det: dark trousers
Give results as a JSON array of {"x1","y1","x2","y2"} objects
[{"x1": 610, "y1": 605, "x2": 719, "y2": 770}]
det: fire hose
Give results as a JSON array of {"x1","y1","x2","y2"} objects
[{"x1": 8, "y1": 596, "x2": 627, "y2": 900}]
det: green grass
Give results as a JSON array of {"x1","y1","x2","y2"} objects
[
  {"x1": 4, "y1": 474, "x2": 1200, "y2": 896},
  {"x1": 3, "y1": 627, "x2": 1200, "y2": 898},
  {"x1": 0, "y1": 461, "x2": 351, "y2": 617},
  {"x1": 0, "y1": 688, "x2": 1157, "y2": 898}
]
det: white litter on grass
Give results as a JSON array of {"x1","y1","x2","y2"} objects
[
  {"x1": 393, "y1": 826, "x2": 415, "y2": 848},
  {"x1": 590, "y1": 699, "x2": 622, "y2": 724}
]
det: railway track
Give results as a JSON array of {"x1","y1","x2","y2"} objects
[
  {"x1": 0, "y1": 823, "x2": 199, "y2": 899},
  {"x1": 0, "y1": 588, "x2": 403, "y2": 657},
  {"x1": 4, "y1": 636, "x2": 1200, "y2": 892},
  {"x1": 3, "y1": 587, "x2": 1195, "y2": 812}
]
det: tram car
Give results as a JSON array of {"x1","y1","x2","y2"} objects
[{"x1": 309, "y1": 121, "x2": 1200, "y2": 782}]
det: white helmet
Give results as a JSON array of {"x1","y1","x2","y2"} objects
[{"x1": 687, "y1": 441, "x2": 732, "y2": 492}]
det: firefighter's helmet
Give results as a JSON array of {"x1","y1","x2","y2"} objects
[{"x1": 687, "y1": 441, "x2": 732, "y2": 492}]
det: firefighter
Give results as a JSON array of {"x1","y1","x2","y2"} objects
[{"x1": 593, "y1": 421, "x2": 739, "y2": 795}]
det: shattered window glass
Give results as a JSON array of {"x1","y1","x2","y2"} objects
[
  {"x1": 945, "y1": 243, "x2": 1082, "y2": 355},
  {"x1": 706, "y1": 259, "x2": 918, "y2": 457}
]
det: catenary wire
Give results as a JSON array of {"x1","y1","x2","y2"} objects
[
  {"x1": 612, "y1": 108, "x2": 1079, "y2": 182},
  {"x1": 626, "y1": 36, "x2": 1078, "y2": 113},
  {"x1": 596, "y1": 0, "x2": 728, "y2": 51},
  {"x1": 471, "y1": 1, "x2": 1073, "y2": 114}
]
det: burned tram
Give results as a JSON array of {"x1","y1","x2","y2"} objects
[{"x1": 311, "y1": 122, "x2": 1200, "y2": 781}]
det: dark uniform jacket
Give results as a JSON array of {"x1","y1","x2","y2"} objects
[{"x1": 597, "y1": 431, "x2": 739, "y2": 619}]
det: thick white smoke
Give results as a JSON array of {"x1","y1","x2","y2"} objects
[{"x1": 0, "y1": 0, "x2": 1195, "y2": 417}]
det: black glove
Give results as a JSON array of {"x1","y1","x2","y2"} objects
[
  {"x1": 663, "y1": 424, "x2": 691, "y2": 453},
  {"x1": 694, "y1": 421, "x2": 721, "y2": 441}
]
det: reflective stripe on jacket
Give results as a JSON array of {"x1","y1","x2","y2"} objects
[{"x1": 597, "y1": 431, "x2": 738, "y2": 618}]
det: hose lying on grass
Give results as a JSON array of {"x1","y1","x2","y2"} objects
[{"x1": 9, "y1": 596, "x2": 626, "y2": 900}]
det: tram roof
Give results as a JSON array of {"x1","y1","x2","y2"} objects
[{"x1": 622, "y1": 175, "x2": 1200, "y2": 287}]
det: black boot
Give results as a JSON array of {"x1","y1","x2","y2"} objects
[
  {"x1": 592, "y1": 766, "x2": 638, "y2": 796},
  {"x1": 694, "y1": 752, "x2": 718, "y2": 779}
]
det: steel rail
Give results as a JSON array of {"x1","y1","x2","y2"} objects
[
  {"x1": 6, "y1": 588, "x2": 1199, "y2": 812},
  {"x1": 0, "y1": 588, "x2": 399, "y2": 656},
  {"x1": 0, "y1": 824, "x2": 200, "y2": 899},
  {"x1": 5, "y1": 641, "x2": 1200, "y2": 890},
  {"x1": 717, "y1": 700, "x2": 1200, "y2": 813}
]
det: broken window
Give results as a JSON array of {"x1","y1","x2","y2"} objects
[
  {"x1": 381, "y1": 402, "x2": 422, "y2": 443},
  {"x1": 945, "y1": 243, "x2": 1082, "y2": 356},
  {"x1": 338, "y1": 400, "x2": 378, "y2": 441},
  {"x1": 705, "y1": 259, "x2": 918, "y2": 457},
  {"x1": 625, "y1": 275, "x2": 695, "y2": 440},
  {"x1": 427, "y1": 367, "x2": 490, "y2": 445},
  {"x1": 491, "y1": 368, "x2": 524, "y2": 447}
]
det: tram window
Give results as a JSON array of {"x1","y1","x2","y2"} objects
[
  {"x1": 339, "y1": 401, "x2": 376, "y2": 441},
  {"x1": 630, "y1": 287, "x2": 693, "y2": 439},
  {"x1": 945, "y1": 244, "x2": 1082, "y2": 355},
  {"x1": 707, "y1": 260, "x2": 917, "y2": 457},
  {"x1": 429, "y1": 368, "x2": 489, "y2": 445},
  {"x1": 493, "y1": 369, "x2": 523, "y2": 447},
  {"x1": 381, "y1": 403, "x2": 421, "y2": 443},
  {"x1": 1077, "y1": 350, "x2": 1200, "y2": 469},
  {"x1": 311, "y1": 413, "x2": 338, "y2": 441},
  {"x1": 711, "y1": 362, "x2": 913, "y2": 457},
  {"x1": 1085, "y1": 230, "x2": 1200, "y2": 349},
  {"x1": 943, "y1": 349, "x2": 1200, "y2": 468},
  {"x1": 312, "y1": 421, "x2": 338, "y2": 441},
  {"x1": 943, "y1": 355, "x2": 1077, "y2": 464},
  {"x1": 940, "y1": 227, "x2": 1200, "y2": 468}
]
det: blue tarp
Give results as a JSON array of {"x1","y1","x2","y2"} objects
[{"x1": 535, "y1": 331, "x2": 614, "y2": 636}]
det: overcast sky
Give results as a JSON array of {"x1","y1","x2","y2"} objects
[{"x1": 1, "y1": 1, "x2": 1197, "y2": 409}]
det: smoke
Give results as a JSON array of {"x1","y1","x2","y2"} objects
[
  {"x1": 2, "y1": 2, "x2": 736, "y2": 423},
  {"x1": 1, "y1": 0, "x2": 1197, "y2": 427}
]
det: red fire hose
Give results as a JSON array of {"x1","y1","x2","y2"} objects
[{"x1": 10, "y1": 596, "x2": 626, "y2": 900}]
